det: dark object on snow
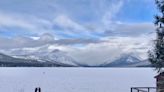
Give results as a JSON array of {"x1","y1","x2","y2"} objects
[
  {"x1": 130, "y1": 87, "x2": 156, "y2": 92},
  {"x1": 35, "y1": 87, "x2": 41, "y2": 92},
  {"x1": 155, "y1": 72, "x2": 164, "y2": 92}
]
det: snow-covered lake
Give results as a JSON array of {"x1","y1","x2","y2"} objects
[{"x1": 0, "y1": 68, "x2": 157, "y2": 92}]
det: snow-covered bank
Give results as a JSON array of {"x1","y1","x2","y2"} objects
[{"x1": 0, "y1": 68, "x2": 156, "y2": 92}]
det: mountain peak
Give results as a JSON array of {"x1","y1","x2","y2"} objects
[{"x1": 101, "y1": 53, "x2": 142, "y2": 67}]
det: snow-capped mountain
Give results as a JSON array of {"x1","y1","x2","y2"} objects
[
  {"x1": 0, "y1": 53, "x2": 17, "y2": 63},
  {"x1": 0, "y1": 44, "x2": 152, "y2": 67},
  {"x1": 131, "y1": 59, "x2": 152, "y2": 67},
  {"x1": 0, "y1": 53, "x2": 46, "y2": 67},
  {"x1": 101, "y1": 53, "x2": 151, "y2": 67},
  {"x1": 0, "y1": 52, "x2": 76, "y2": 67},
  {"x1": 0, "y1": 53, "x2": 36, "y2": 64},
  {"x1": 0, "y1": 44, "x2": 78, "y2": 66},
  {"x1": 15, "y1": 49, "x2": 77, "y2": 66}
]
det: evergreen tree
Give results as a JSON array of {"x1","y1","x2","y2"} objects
[{"x1": 149, "y1": 0, "x2": 164, "y2": 72}]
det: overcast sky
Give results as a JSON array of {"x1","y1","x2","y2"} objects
[{"x1": 0, "y1": 0, "x2": 157, "y2": 65}]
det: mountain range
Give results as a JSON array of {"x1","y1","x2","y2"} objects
[
  {"x1": 0, "y1": 49, "x2": 152, "y2": 67},
  {"x1": 100, "y1": 53, "x2": 151, "y2": 67},
  {"x1": 0, "y1": 50, "x2": 77, "y2": 67}
]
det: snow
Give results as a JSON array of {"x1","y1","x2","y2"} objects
[
  {"x1": 0, "y1": 68, "x2": 156, "y2": 92},
  {"x1": 12, "y1": 49, "x2": 77, "y2": 66},
  {"x1": 127, "y1": 57, "x2": 136, "y2": 63}
]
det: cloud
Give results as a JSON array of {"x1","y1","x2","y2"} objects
[
  {"x1": 64, "y1": 34, "x2": 154, "y2": 65},
  {"x1": 50, "y1": 0, "x2": 127, "y2": 39},
  {"x1": 39, "y1": 33, "x2": 55, "y2": 42},
  {"x1": 0, "y1": 33, "x2": 103, "y2": 49},
  {"x1": 55, "y1": 39, "x2": 102, "y2": 45},
  {"x1": 67, "y1": 42, "x2": 124, "y2": 65},
  {"x1": 102, "y1": 0, "x2": 124, "y2": 26},
  {"x1": 0, "y1": 12, "x2": 35, "y2": 30},
  {"x1": 53, "y1": 15, "x2": 85, "y2": 31},
  {"x1": 0, "y1": 12, "x2": 53, "y2": 35},
  {"x1": 0, "y1": 11, "x2": 101, "y2": 39},
  {"x1": 0, "y1": 36, "x2": 37, "y2": 49},
  {"x1": 0, "y1": 0, "x2": 153, "y2": 39},
  {"x1": 104, "y1": 22, "x2": 155, "y2": 37},
  {"x1": 53, "y1": 14, "x2": 100, "y2": 38}
]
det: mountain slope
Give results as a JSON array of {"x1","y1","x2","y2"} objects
[
  {"x1": 14, "y1": 49, "x2": 77, "y2": 66},
  {"x1": 101, "y1": 54, "x2": 147, "y2": 67},
  {"x1": 132, "y1": 59, "x2": 152, "y2": 67},
  {"x1": 5, "y1": 44, "x2": 78, "y2": 66},
  {"x1": 0, "y1": 52, "x2": 75, "y2": 67},
  {"x1": 0, "y1": 53, "x2": 42, "y2": 67}
]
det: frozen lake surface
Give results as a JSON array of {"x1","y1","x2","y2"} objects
[{"x1": 0, "y1": 68, "x2": 157, "y2": 92}]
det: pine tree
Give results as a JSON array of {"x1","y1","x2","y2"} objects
[{"x1": 149, "y1": 0, "x2": 164, "y2": 73}]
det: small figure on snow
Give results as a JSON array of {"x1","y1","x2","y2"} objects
[{"x1": 35, "y1": 87, "x2": 41, "y2": 92}]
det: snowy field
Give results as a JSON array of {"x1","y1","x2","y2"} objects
[{"x1": 0, "y1": 68, "x2": 157, "y2": 92}]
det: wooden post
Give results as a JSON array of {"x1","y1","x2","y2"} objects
[
  {"x1": 131, "y1": 88, "x2": 133, "y2": 92},
  {"x1": 148, "y1": 87, "x2": 150, "y2": 92}
]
